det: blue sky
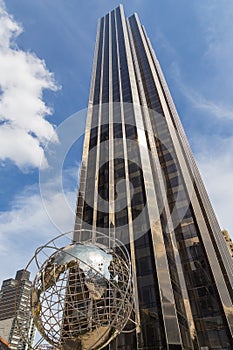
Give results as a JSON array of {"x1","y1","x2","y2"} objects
[{"x1": 0, "y1": 0, "x2": 233, "y2": 284}]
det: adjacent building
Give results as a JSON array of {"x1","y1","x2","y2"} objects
[
  {"x1": 0, "y1": 270, "x2": 35, "y2": 350},
  {"x1": 74, "y1": 5, "x2": 233, "y2": 350},
  {"x1": 222, "y1": 230, "x2": 233, "y2": 258}
]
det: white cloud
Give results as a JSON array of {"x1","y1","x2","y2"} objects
[
  {"x1": 172, "y1": 77, "x2": 233, "y2": 236},
  {"x1": 0, "y1": 165, "x2": 79, "y2": 283},
  {"x1": 194, "y1": 1, "x2": 233, "y2": 114},
  {"x1": 167, "y1": 42, "x2": 233, "y2": 238},
  {"x1": 200, "y1": 1, "x2": 233, "y2": 64},
  {"x1": 170, "y1": 64, "x2": 233, "y2": 237},
  {"x1": 196, "y1": 136, "x2": 233, "y2": 238},
  {"x1": 0, "y1": 0, "x2": 59, "y2": 169},
  {"x1": 170, "y1": 62, "x2": 233, "y2": 121},
  {"x1": 181, "y1": 83, "x2": 233, "y2": 121}
]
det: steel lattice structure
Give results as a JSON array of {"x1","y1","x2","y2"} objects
[{"x1": 16, "y1": 230, "x2": 135, "y2": 350}]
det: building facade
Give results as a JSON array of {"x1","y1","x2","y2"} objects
[
  {"x1": 74, "y1": 5, "x2": 233, "y2": 349},
  {"x1": 222, "y1": 230, "x2": 233, "y2": 259},
  {"x1": 0, "y1": 270, "x2": 35, "y2": 350}
]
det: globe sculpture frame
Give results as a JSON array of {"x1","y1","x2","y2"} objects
[{"x1": 16, "y1": 230, "x2": 135, "y2": 350}]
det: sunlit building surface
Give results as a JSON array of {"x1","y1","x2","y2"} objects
[
  {"x1": 222, "y1": 230, "x2": 233, "y2": 259},
  {"x1": 0, "y1": 270, "x2": 35, "y2": 350},
  {"x1": 74, "y1": 5, "x2": 233, "y2": 349}
]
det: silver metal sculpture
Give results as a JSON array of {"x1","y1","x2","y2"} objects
[{"x1": 18, "y1": 230, "x2": 135, "y2": 350}]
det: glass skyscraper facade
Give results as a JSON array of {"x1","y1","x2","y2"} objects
[{"x1": 74, "y1": 5, "x2": 233, "y2": 349}]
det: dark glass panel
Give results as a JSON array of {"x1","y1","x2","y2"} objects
[
  {"x1": 93, "y1": 18, "x2": 104, "y2": 105},
  {"x1": 102, "y1": 14, "x2": 109, "y2": 104}
]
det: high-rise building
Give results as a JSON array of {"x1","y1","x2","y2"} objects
[
  {"x1": 0, "y1": 270, "x2": 35, "y2": 350},
  {"x1": 74, "y1": 5, "x2": 233, "y2": 349},
  {"x1": 222, "y1": 230, "x2": 233, "y2": 259}
]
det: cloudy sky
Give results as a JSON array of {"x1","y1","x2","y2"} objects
[{"x1": 0, "y1": 0, "x2": 233, "y2": 284}]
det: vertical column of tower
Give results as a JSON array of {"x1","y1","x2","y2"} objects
[
  {"x1": 127, "y1": 17, "x2": 197, "y2": 350},
  {"x1": 74, "y1": 17, "x2": 102, "y2": 239},
  {"x1": 108, "y1": 10, "x2": 115, "y2": 242},
  {"x1": 118, "y1": 5, "x2": 184, "y2": 348},
  {"x1": 111, "y1": 7, "x2": 140, "y2": 349},
  {"x1": 92, "y1": 14, "x2": 106, "y2": 237},
  {"x1": 128, "y1": 12, "x2": 233, "y2": 348}
]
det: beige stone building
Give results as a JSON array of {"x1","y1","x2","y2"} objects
[{"x1": 222, "y1": 229, "x2": 233, "y2": 258}]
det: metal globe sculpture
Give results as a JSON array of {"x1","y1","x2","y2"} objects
[{"x1": 25, "y1": 231, "x2": 134, "y2": 350}]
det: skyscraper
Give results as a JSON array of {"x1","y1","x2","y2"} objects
[
  {"x1": 0, "y1": 270, "x2": 35, "y2": 350},
  {"x1": 74, "y1": 5, "x2": 233, "y2": 349}
]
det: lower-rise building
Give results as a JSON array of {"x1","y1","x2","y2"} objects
[
  {"x1": 222, "y1": 230, "x2": 233, "y2": 258},
  {"x1": 0, "y1": 270, "x2": 35, "y2": 350}
]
